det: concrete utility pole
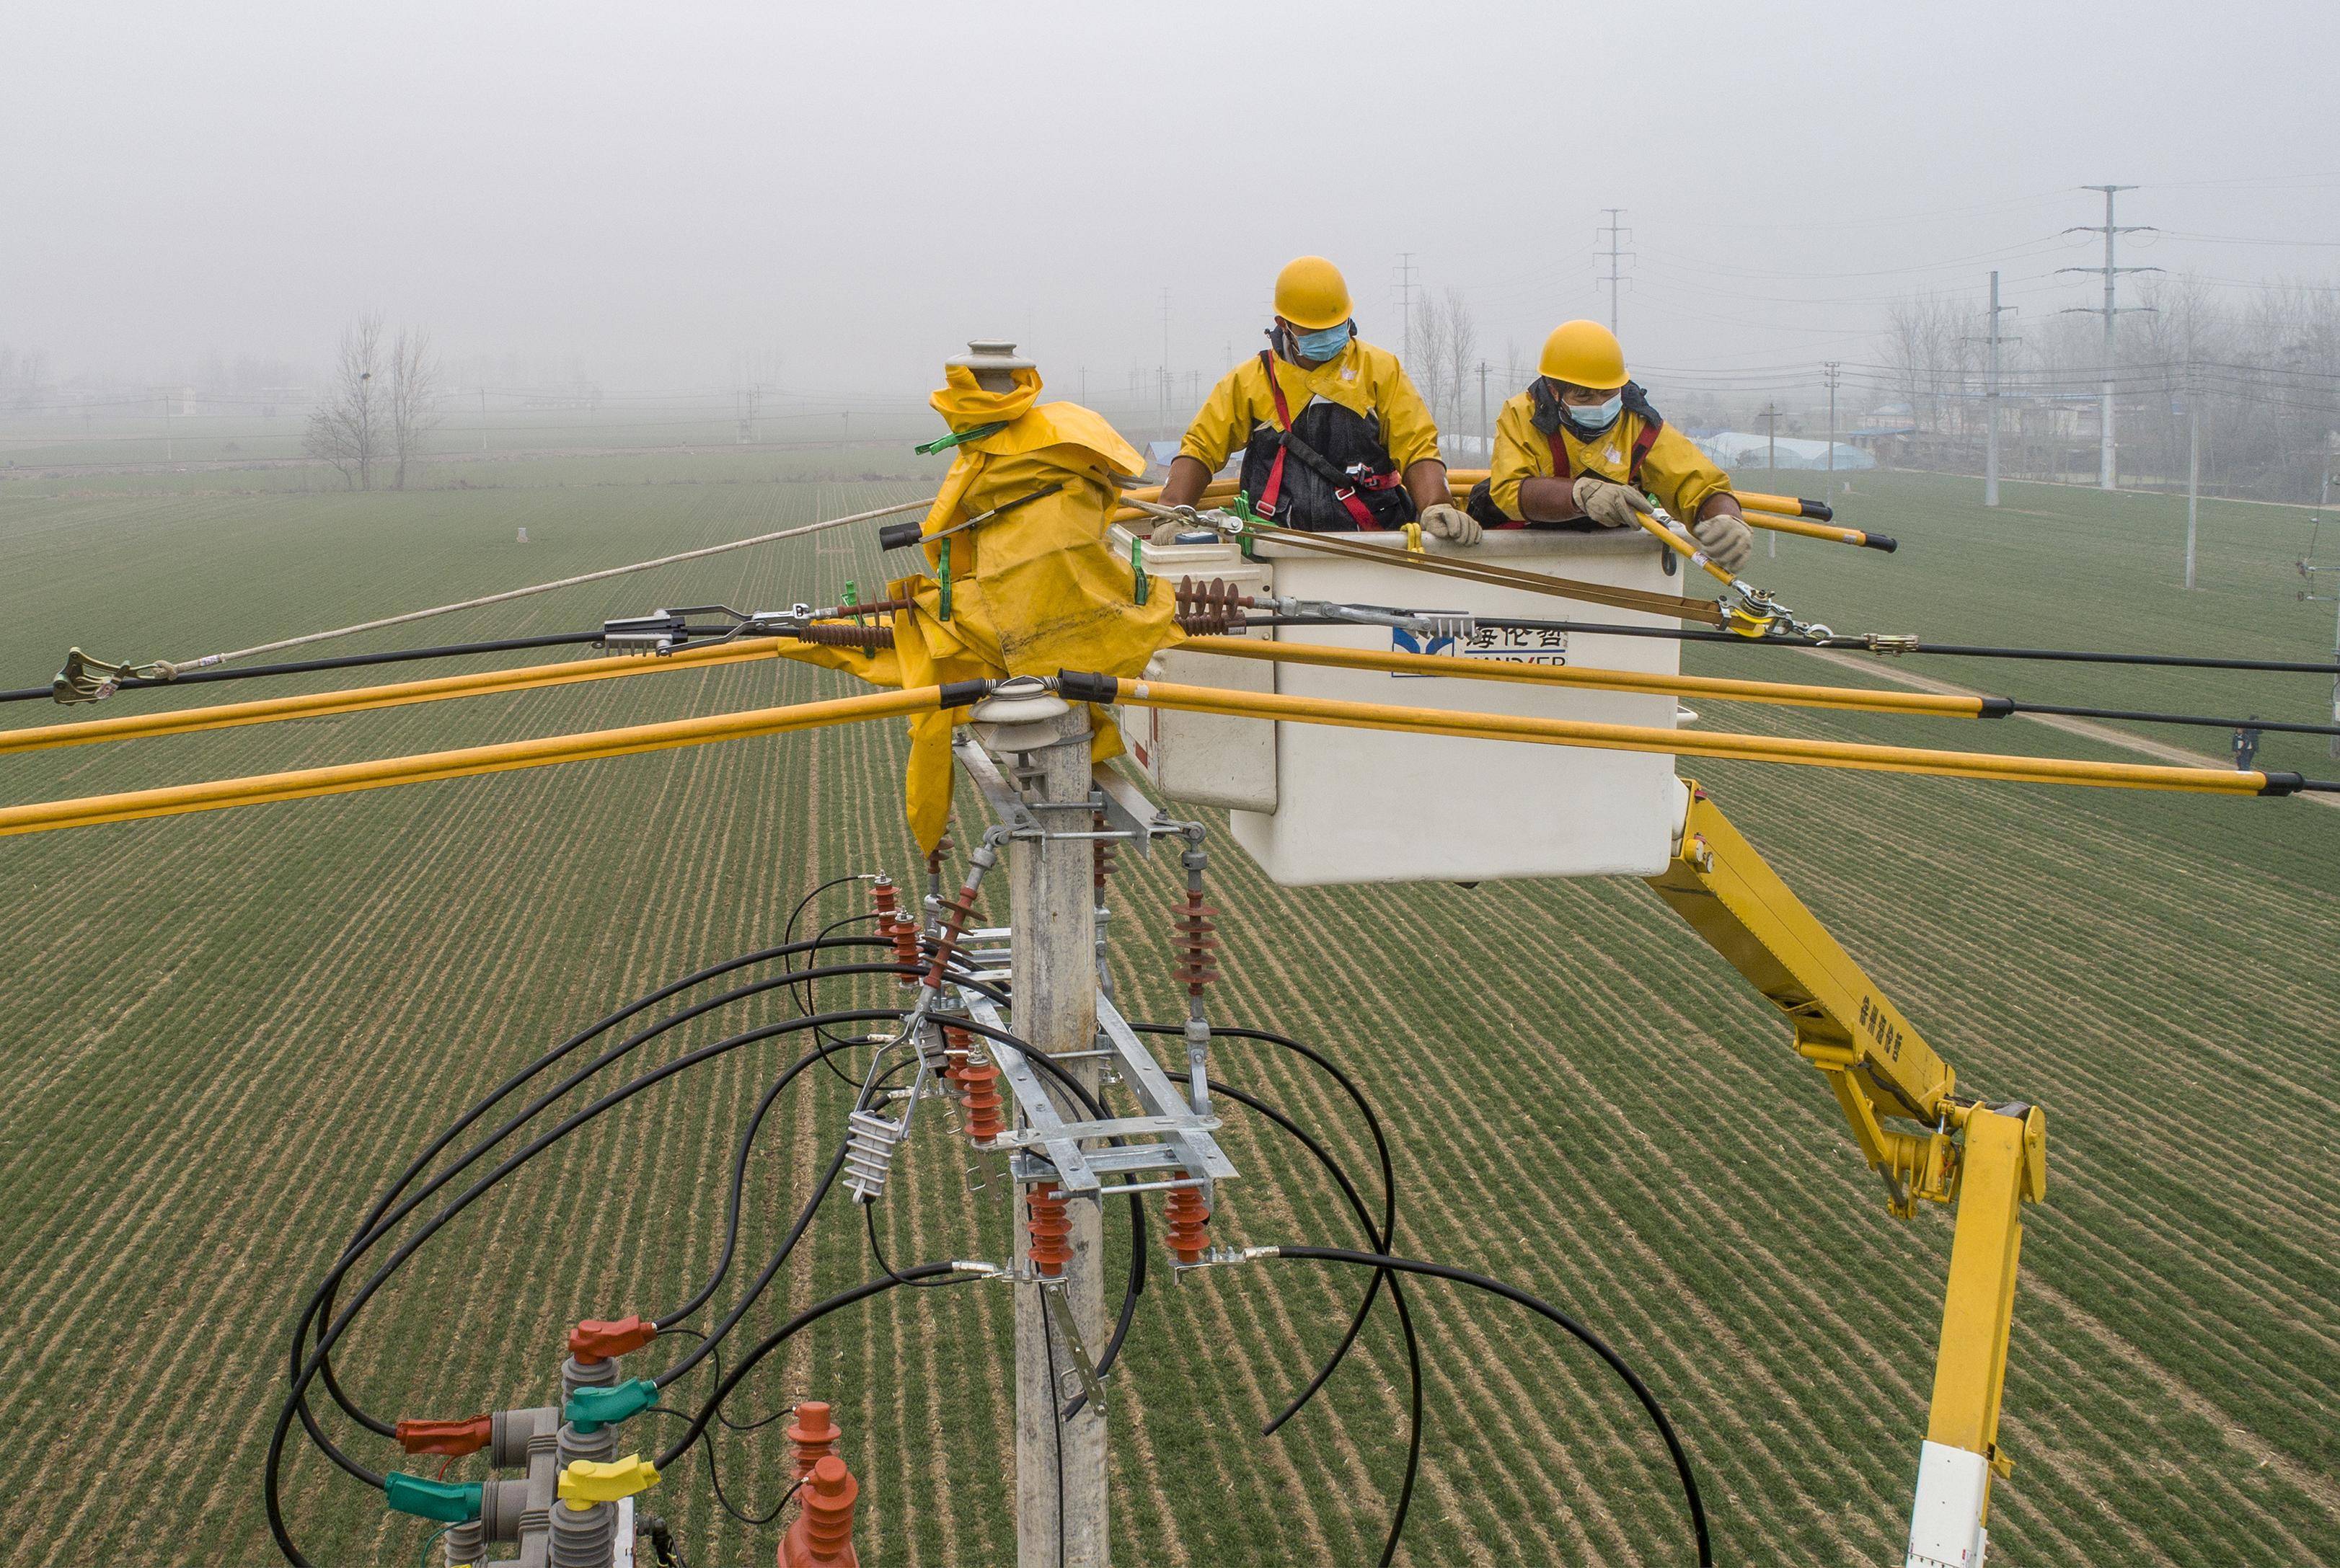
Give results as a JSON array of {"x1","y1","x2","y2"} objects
[
  {"x1": 2184, "y1": 369, "x2": 2201, "y2": 589},
  {"x1": 1763, "y1": 401, "x2": 1779, "y2": 474},
  {"x1": 2061, "y1": 185, "x2": 2159, "y2": 491},
  {"x1": 478, "y1": 386, "x2": 490, "y2": 453},
  {"x1": 1598, "y1": 208, "x2": 1632, "y2": 335},
  {"x1": 1824, "y1": 362, "x2": 1842, "y2": 482},
  {"x1": 1980, "y1": 272, "x2": 2019, "y2": 508},
  {"x1": 1002, "y1": 700, "x2": 1111, "y2": 1568}
]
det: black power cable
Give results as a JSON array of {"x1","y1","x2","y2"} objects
[
  {"x1": 1131, "y1": 1022, "x2": 1403, "y2": 1436},
  {"x1": 1266, "y1": 1246, "x2": 1713, "y2": 1568},
  {"x1": 0, "y1": 626, "x2": 745, "y2": 705},
  {"x1": 1170, "y1": 1073, "x2": 1423, "y2": 1568},
  {"x1": 272, "y1": 1011, "x2": 912, "y2": 1566},
  {"x1": 299, "y1": 948, "x2": 955, "y2": 1445}
]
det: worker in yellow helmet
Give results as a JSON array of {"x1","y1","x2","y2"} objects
[
  {"x1": 1470, "y1": 320, "x2": 1753, "y2": 571},
  {"x1": 1154, "y1": 256, "x2": 1478, "y2": 542}
]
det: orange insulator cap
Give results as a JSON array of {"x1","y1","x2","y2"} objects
[
  {"x1": 1165, "y1": 1179, "x2": 1211, "y2": 1265},
  {"x1": 395, "y1": 1414, "x2": 493, "y2": 1457},
  {"x1": 1025, "y1": 1185, "x2": 1072, "y2": 1277},
  {"x1": 787, "y1": 1400, "x2": 841, "y2": 1480},
  {"x1": 568, "y1": 1314, "x2": 655, "y2": 1363},
  {"x1": 779, "y1": 1454, "x2": 861, "y2": 1568}
]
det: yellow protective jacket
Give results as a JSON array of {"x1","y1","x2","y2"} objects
[
  {"x1": 1177, "y1": 339, "x2": 1441, "y2": 477},
  {"x1": 1486, "y1": 386, "x2": 1731, "y2": 525},
  {"x1": 783, "y1": 366, "x2": 1180, "y2": 849}
]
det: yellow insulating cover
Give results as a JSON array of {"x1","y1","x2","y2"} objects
[
  {"x1": 782, "y1": 365, "x2": 1183, "y2": 849},
  {"x1": 557, "y1": 1455, "x2": 660, "y2": 1509}
]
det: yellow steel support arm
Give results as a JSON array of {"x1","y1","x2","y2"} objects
[{"x1": 1644, "y1": 780, "x2": 2046, "y2": 1565}]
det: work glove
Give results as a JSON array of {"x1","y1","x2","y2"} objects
[
  {"x1": 1418, "y1": 502, "x2": 1481, "y2": 546},
  {"x1": 1149, "y1": 505, "x2": 1204, "y2": 546},
  {"x1": 1571, "y1": 474, "x2": 1654, "y2": 531},
  {"x1": 1690, "y1": 510, "x2": 1755, "y2": 575}
]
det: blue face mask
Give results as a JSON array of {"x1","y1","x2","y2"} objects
[
  {"x1": 1563, "y1": 392, "x2": 1622, "y2": 432},
  {"x1": 1292, "y1": 322, "x2": 1353, "y2": 362}
]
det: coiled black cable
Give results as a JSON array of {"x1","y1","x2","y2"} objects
[{"x1": 1264, "y1": 1246, "x2": 1711, "y2": 1568}]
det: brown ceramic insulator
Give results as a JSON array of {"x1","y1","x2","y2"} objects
[
  {"x1": 959, "y1": 1059, "x2": 1005, "y2": 1143},
  {"x1": 1092, "y1": 811, "x2": 1114, "y2": 894},
  {"x1": 1170, "y1": 891, "x2": 1219, "y2": 995},
  {"x1": 924, "y1": 835, "x2": 953, "y2": 880},
  {"x1": 778, "y1": 1453, "x2": 861, "y2": 1568},
  {"x1": 812, "y1": 596, "x2": 912, "y2": 619},
  {"x1": 921, "y1": 883, "x2": 982, "y2": 988},
  {"x1": 786, "y1": 1400, "x2": 842, "y2": 1480},
  {"x1": 870, "y1": 877, "x2": 897, "y2": 923},
  {"x1": 938, "y1": 1023, "x2": 973, "y2": 1089},
  {"x1": 887, "y1": 913, "x2": 923, "y2": 985},
  {"x1": 1025, "y1": 1184, "x2": 1072, "y2": 1277},
  {"x1": 1174, "y1": 576, "x2": 1255, "y2": 634},
  {"x1": 1163, "y1": 1178, "x2": 1211, "y2": 1264},
  {"x1": 788, "y1": 622, "x2": 894, "y2": 650}
]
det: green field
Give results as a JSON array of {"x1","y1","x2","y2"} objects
[{"x1": 1, "y1": 459, "x2": 2333, "y2": 1568}]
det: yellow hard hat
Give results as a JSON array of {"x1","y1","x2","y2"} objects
[
  {"x1": 1273, "y1": 256, "x2": 1353, "y2": 332},
  {"x1": 1538, "y1": 320, "x2": 1628, "y2": 389}
]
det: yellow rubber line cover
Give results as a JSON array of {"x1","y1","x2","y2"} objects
[
  {"x1": 0, "y1": 639, "x2": 784, "y2": 756},
  {"x1": 0, "y1": 686, "x2": 937, "y2": 837},
  {"x1": 1108, "y1": 676, "x2": 2271, "y2": 797},
  {"x1": 1181, "y1": 636, "x2": 1983, "y2": 717}
]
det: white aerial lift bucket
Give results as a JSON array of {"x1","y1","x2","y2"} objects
[{"x1": 1112, "y1": 526, "x2": 1687, "y2": 886}]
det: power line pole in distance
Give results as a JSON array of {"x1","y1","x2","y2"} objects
[
  {"x1": 1979, "y1": 271, "x2": 2020, "y2": 508},
  {"x1": 2060, "y1": 185, "x2": 2158, "y2": 491},
  {"x1": 1395, "y1": 252, "x2": 1416, "y2": 363},
  {"x1": 1598, "y1": 208, "x2": 1632, "y2": 335}
]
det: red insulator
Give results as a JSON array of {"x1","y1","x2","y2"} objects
[
  {"x1": 1164, "y1": 1178, "x2": 1211, "y2": 1265},
  {"x1": 924, "y1": 834, "x2": 953, "y2": 885},
  {"x1": 778, "y1": 1453, "x2": 861, "y2": 1568},
  {"x1": 940, "y1": 1023, "x2": 972, "y2": 1089},
  {"x1": 1092, "y1": 812, "x2": 1115, "y2": 895},
  {"x1": 787, "y1": 1400, "x2": 842, "y2": 1481},
  {"x1": 922, "y1": 882, "x2": 982, "y2": 988},
  {"x1": 1025, "y1": 1184, "x2": 1072, "y2": 1277},
  {"x1": 960, "y1": 1058, "x2": 1005, "y2": 1143},
  {"x1": 870, "y1": 876, "x2": 898, "y2": 923},
  {"x1": 888, "y1": 910, "x2": 923, "y2": 983},
  {"x1": 1170, "y1": 890, "x2": 1219, "y2": 996}
]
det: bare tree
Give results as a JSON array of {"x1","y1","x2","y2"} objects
[
  {"x1": 1440, "y1": 288, "x2": 1478, "y2": 455},
  {"x1": 304, "y1": 312, "x2": 385, "y2": 490},
  {"x1": 387, "y1": 326, "x2": 442, "y2": 489}
]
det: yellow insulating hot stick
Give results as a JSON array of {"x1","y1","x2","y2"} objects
[
  {"x1": 1089, "y1": 674, "x2": 2280, "y2": 797},
  {"x1": 1117, "y1": 478, "x2": 1886, "y2": 552},
  {"x1": 0, "y1": 639, "x2": 792, "y2": 757},
  {"x1": 0, "y1": 686, "x2": 942, "y2": 838},
  {"x1": 1741, "y1": 510, "x2": 1889, "y2": 551},
  {"x1": 1181, "y1": 636, "x2": 1987, "y2": 718}
]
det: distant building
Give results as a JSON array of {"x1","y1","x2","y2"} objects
[{"x1": 1691, "y1": 431, "x2": 1875, "y2": 472}]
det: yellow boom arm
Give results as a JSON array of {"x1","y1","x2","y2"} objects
[{"x1": 1645, "y1": 781, "x2": 2047, "y2": 1567}]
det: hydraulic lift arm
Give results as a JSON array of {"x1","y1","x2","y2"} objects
[{"x1": 1645, "y1": 781, "x2": 2048, "y2": 1568}]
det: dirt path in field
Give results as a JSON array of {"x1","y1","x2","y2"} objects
[{"x1": 1793, "y1": 647, "x2": 2340, "y2": 812}]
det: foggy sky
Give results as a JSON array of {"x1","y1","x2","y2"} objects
[{"x1": 7, "y1": 0, "x2": 2339, "y2": 401}]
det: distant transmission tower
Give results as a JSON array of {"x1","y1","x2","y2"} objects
[
  {"x1": 1598, "y1": 208, "x2": 1633, "y2": 335},
  {"x1": 2060, "y1": 185, "x2": 2159, "y2": 491}
]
